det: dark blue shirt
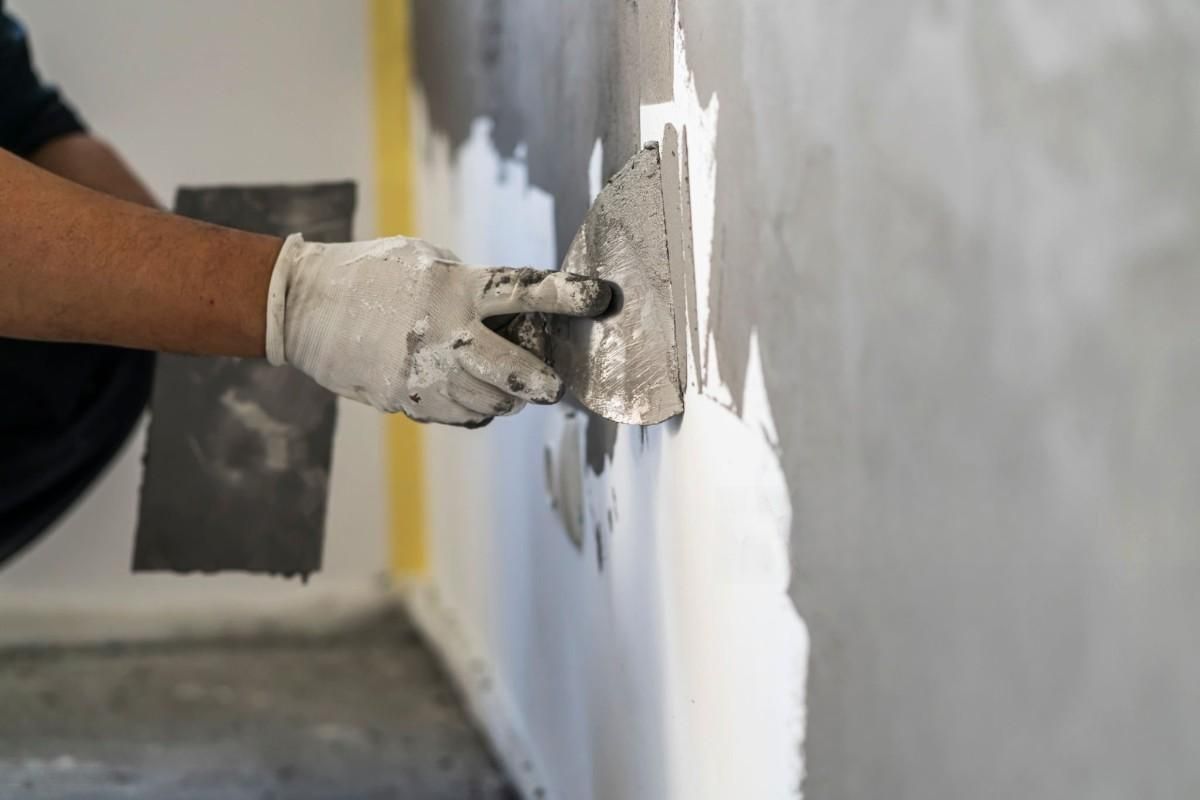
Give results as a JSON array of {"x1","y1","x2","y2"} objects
[
  {"x1": 0, "y1": 2, "x2": 86, "y2": 155},
  {"x1": 1, "y1": 1, "x2": 153, "y2": 564}
]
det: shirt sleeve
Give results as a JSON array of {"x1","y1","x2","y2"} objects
[{"x1": 0, "y1": 5, "x2": 86, "y2": 157}]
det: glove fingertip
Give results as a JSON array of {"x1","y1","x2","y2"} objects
[
  {"x1": 535, "y1": 372, "x2": 567, "y2": 405},
  {"x1": 502, "y1": 368, "x2": 562, "y2": 405},
  {"x1": 547, "y1": 272, "x2": 614, "y2": 317}
]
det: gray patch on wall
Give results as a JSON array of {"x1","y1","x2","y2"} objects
[{"x1": 132, "y1": 183, "x2": 354, "y2": 578}]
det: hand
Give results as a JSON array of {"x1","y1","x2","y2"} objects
[{"x1": 265, "y1": 234, "x2": 611, "y2": 427}]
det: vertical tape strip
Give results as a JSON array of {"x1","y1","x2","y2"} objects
[{"x1": 371, "y1": 0, "x2": 427, "y2": 577}]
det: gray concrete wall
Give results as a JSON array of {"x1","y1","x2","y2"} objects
[{"x1": 412, "y1": 0, "x2": 1200, "y2": 796}]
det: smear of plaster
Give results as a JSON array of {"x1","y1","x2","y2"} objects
[
  {"x1": 547, "y1": 413, "x2": 586, "y2": 550},
  {"x1": 218, "y1": 388, "x2": 296, "y2": 472},
  {"x1": 585, "y1": 416, "x2": 618, "y2": 477}
]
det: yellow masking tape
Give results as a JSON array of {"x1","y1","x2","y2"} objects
[{"x1": 370, "y1": 0, "x2": 427, "y2": 577}]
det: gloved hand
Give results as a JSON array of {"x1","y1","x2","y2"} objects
[{"x1": 265, "y1": 234, "x2": 611, "y2": 427}]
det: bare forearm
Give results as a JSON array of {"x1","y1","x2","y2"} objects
[
  {"x1": 30, "y1": 133, "x2": 159, "y2": 208},
  {"x1": 0, "y1": 147, "x2": 279, "y2": 357}
]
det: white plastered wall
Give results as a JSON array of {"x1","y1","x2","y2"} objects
[
  {"x1": 408, "y1": 13, "x2": 808, "y2": 799},
  {"x1": 0, "y1": 0, "x2": 389, "y2": 642}
]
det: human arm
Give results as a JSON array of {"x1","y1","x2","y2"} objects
[
  {"x1": 0, "y1": 4, "x2": 608, "y2": 426},
  {"x1": 1, "y1": 5, "x2": 259, "y2": 352},
  {"x1": 29, "y1": 131, "x2": 158, "y2": 208},
  {"x1": 0, "y1": 147, "x2": 279, "y2": 356},
  {"x1": 0, "y1": 4, "x2": 267, "y2": 353},
  {"x1": 0, "y1": 149, "x2": 610, "y2": 425}
]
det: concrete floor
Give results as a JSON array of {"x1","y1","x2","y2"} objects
[{"x1": 0, "y1": 611, "x2": 514, "y2": 800}]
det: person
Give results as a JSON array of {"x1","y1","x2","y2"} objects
[{"x1": 0, "y1": 5, "x2": 610, "y2": 559}]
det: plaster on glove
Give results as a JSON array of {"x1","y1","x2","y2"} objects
[{"x1": 265, "y1": 234, "x2": 611, "y2": 427}]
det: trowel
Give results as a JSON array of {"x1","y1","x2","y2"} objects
[{"x1": 502, "y1": 142, "x2": 684, "y2": 426}]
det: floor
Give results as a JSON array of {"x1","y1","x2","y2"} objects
[{"x1": 0, "y1": 611, "x2": 514, "y2": 800}]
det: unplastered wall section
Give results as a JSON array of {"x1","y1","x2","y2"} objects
[{"x1": 407, "y1": 1, "x2": 807, "y2": 798}]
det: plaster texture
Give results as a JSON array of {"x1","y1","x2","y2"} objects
[
  {"x1": 135, "y1": 184, "x2": 352, "y2": 577},
  {"x1": 412, "y1": 0, "x2": 1200, "y2": 797}
]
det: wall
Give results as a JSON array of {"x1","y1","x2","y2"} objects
[
  {"x1": 0, "y1": 0, "x2": 388, "y2": 639},
  {"x1": 408, "y1": 1, "x2": 805, "y2": 798},
  {"x1": 407, "y1": 1, "x2": 1200, "y2": 799}
]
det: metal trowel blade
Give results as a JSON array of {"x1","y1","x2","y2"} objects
[{"x1": 549, "y1": 143, "x2": 684, "y2": 426}]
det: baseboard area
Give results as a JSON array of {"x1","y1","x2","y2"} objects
[
  {"x1": 0, "y1": 585, "x2": 396, "y2": 649},
  {"x1": 403, "y1": 580, "x2": 553, "y2": 800}
]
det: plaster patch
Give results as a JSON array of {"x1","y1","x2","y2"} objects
[{"x1": 218, "y1": 389, "x2": 297, "y2": 472}]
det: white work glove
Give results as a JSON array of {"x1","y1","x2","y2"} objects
[{"x1": 265, "y1": 234, "x2": 611, "y2": 427}]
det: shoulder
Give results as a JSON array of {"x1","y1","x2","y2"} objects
[{"x1": 2, "y1": 3, "x2": 27, "y2": 49}]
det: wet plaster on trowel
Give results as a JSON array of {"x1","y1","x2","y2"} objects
[
  {"x1": 639, "y1": 22, "x2": 722, "y2": 408},
  {"x1": 554, "y1": 142, "x2": 684, "y2": 426}
]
